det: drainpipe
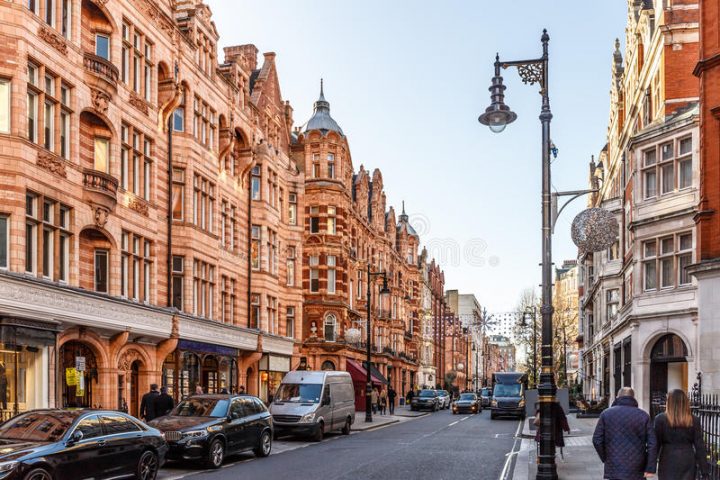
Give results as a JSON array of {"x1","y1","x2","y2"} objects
[
  {"x1": 167, "y1": 116, "x2": 173, "y2": 308},
  {"x1": 247, "y1": 164, "x2": 252, "y2": 328}
]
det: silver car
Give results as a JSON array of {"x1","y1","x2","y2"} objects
[{"x1": 437, "y1": 390, "x2": 451, "y2": 409}]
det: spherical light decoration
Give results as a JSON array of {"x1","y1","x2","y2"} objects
[
  {"x1": 571, "y1": 208, "x2": 619, "y2": 253},
  {"x1": 457, "y1": 363, "x2": 465, "y2": 371},
  {"x1": 345, "y1": 328, "x2": 361, "y2": 344}
]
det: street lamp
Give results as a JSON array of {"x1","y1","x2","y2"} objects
[
  {"x1": 479, "y1": 29, "x2": 558, "y2": 480},
  {"x1": 365, "y1": 265, "x2": 390, "y2": 423},
  {"x1": 520, "y1": 306, "x2": 538, "y2": 388}
]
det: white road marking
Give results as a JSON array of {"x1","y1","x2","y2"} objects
[
  {"x1": 448, "y1": 420, "x2": 459, "y2": 426},
  {"x1": 460, "y1": 416, "x2": 470, "y2": 421},
  {"x1": 498, "y1": 419, "x2": 524, "y2": 480}
]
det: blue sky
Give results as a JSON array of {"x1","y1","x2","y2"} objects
[{"x1": 211, "y1": 1, "x2": 628, "y2": 313}]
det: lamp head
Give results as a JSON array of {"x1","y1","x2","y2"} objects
[
  {"x1": 380, "y1": 276, "x2": 391, "y2": 296},
  {"x1": 478, "y1": 72, "x2": 517, "y2": 133}
]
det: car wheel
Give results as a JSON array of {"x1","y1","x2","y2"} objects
[
  {"x1": 341, "y1": 418, "x2": 351, "y2": 435},
  {"x1": 24, "y1": 469, "x2": 53, "y2": 480},
  {"x1": 254, "y1": 430, "x2": 272, "y2": 458},
  {"x1": 312, "y1": 422, "x2": 324, "y2": 442},
  {"x1": 206, "y1": 439, "x2": 225, "y2": 469},
  {"x1": 136, "y1": 450, "x2": 159, "y2": 480}
]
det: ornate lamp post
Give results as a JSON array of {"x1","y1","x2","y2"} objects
[{"x1": 365, "y1": 265, "x2": 390, "y2": 423}]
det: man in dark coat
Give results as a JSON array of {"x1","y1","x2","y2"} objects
[
  {"x1": 153, "y1": 386, "x2": 174, "y2": 418},
  {"x1": 592, "y1": 387, "x2": 657, "y2": 480},
  {"x1": 387, "y1": 387, "x2": 397, "y2": 415},
  {"x1": 139, "y1": 384, "x2": 160, "y2": 422}
]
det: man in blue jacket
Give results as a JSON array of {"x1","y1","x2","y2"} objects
[{"x1": 592, "y1": 387, "x2": 657, "y2": 480}]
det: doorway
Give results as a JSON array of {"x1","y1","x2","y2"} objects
[
  {"x1": 649, "y1": 334, "x2": 688, "y2": 418},
  {"x1": 130, "y1": 361, "x2": 140, "y2": 417}
]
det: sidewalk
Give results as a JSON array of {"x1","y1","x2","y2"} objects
[
  {"x1": 352, "y1": 405, "x2": 428, "y2": 431},
  {"x1": 513, "y1": 414, "x2": 604, "y2": 480}
]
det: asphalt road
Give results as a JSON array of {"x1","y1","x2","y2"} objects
[{"x1": 159, "y1": 408, "x2": 522, "y2": 480}]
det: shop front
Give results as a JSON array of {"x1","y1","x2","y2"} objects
[
  {"x1": 162, "y1": 340, "x2": 238, "y2": 401},
  {"x1": 258, "y1": 354, "x2": 290, "y2": 403},
  {"x1": 0, "y1": 318, "x2": 57, "y2": 420},
  {"x1": 346, "y1": 359, "x2": 389, "y2": 411}
]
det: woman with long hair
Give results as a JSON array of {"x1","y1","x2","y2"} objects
[{"x1": 652, "y1": 389, "x2": 709, "y2": 480}]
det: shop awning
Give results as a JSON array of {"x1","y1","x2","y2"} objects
[
  {"x1": 364, "y1": 361, "x2": 390, "y2": 385},
  {"x1": 346, "y1": 359, "x2": 387, "y2": 386}
]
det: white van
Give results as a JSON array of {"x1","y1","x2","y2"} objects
[{"x1": 269, "y1": 370, "x2": 355, "y2": 441}]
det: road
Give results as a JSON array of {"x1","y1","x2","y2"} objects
[{"x1": 158, "y1": 408, "x2": 522, "y2": 480}]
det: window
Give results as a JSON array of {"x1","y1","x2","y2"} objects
[
  {"x1": 193, "y1": 96, "x2": 215, "y2": 149},
  {"x1": 94, "y1": 249, "x2": 109, "y2": 293},
  {"x1": 0, "y1": 79, "x2": 9, "y2": 134},
  {"x1": 192, "y1": 175, "x2": 215, "y2": 233},
  {"x1": 27, "y1": 69, "x2": 38, "y2": 143},
  {"x1": 221, "y1": 275, "x2": 235, "y2": 324},
  {"x1": 309, "y1": 255, "x2": 319, "y2": 292},
  {"x1": 288, "y1": 193, "x2": 297, "y2": 226},
  {"x1": 44, "y1": 0, "x2": 54, "y2": 25},
  {"x1": 28, "y1": 0, "x2": 38, "y2": 15},
  {"x1": 327, "y1": 206, "x2": 336, "y2": 235},
  {"x1": 643, "y1": 149, "x2": 657, "y2": 199},
  {"x1": 642, "y1": 137, "x2": 695, "y2": 199},
  {"x1": 172, "y1": 168, "x2": 184, "y2": 221},
  {"x1": 251, "y1": 225, "x2": 261, "y2": 270},
  {"x1": 0, "y1": 215, "x2": 8, "y2": 269},
  {"x1": 100, "y1": 415, "x2": 141, "y2": 434},
  {"x1": 608, "y1": 240, "x2": 619, "y2": 261},
  {"x1": 95, "y1": 34, "x2": 110, "y2": 61},
  {"x1": 606, "y1": 289, "x2": 619, "y2": 322},
  {"x1": 678, "y1": 137, "x2": 692, "y2": 190},
  {"x1": 643, "y1": 233, "x2": 693, "y2": 291},
  {"x1": 94, "y1": 137, "x2": 109, "y2": 173},
  {"x1": 192, "y1": 259, "x2": 214, "y2": 318},
  {"x1": 121, "y1": 231, "x2": 152, "y2": 302},
  {"x1": 286, "y1": 306, "x2": 295, "y2": 338},
  {"x1": 251, "y1": 166, "x2": 261, "y2": 200},
  {"x1": 173, "y1": 90, "x2": 185, "y2": 132},
  {"x1": 267, "y1": 296, "x2": 277, "y2": 334},
  {"x1": 268, "y1": 230, "x2": 277, "y2": 275},
  {"x1": 267, "y1": 170, "x2": 278, "y2": 208},
  {"x1": 327, "y1": 153, "x2": 335, "y2": 179},
  {"x1": 678, "y1": 233, "x2": 692, "y2": 285},
  {"x1": 25, "y1": 193, "x2": 37, "y2": 273},
  {"x1": 74, "y1": 415, "x2": 102, "y2": 440},
  {"x1": 643, "y1": 241, "x2": 657, "y2": 290},
  {"x1": 61, "y1": 0, "x2": 71, "y2": 39},
  {"x1": 286, "y1": 246, "x2": 296, "y2": 287},
  {"x1": 327, "y1": 255, "x2": 336, "y2": 294},
  {"x1": 310, "y1": 206, "x2": 320, "y2": 234},
  {"x1": 172, "y1": 255, "x2": 184, "y2": 310},
  {"x1": 120, "y1": 124, "x2": 152, "y2": 198},
  {"x1": 324, "y1": 314, "x2": 337, "y2": 342},
  {"x1": 250, "y1": 293, "x2": 260, "y2": 329},
  {"x1": 25, "y1": 193, "x2": 71, "y2": 280},
  {"x1": 660, "y1": 237, "x2": 674, "y2": 288}
]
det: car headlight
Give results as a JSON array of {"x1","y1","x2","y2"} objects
[
  {"x1": 0, "y1": 461, "x2": 17, "y2": 473},
  {"x1": 299, "y1": 413, "x2": 316, "y2": 423},
  {"x1": 207, "y1": 425, "x2": 224, "y2": 433},
  {"x1": 182, "y1": 429, "x2": 209, "y2": 439},
  {"x1": 491, "y1": 400, "x2": 498, "y2": 407}
]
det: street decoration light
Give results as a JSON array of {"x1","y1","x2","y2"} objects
[
  {"x1": 365, "y1": 266, "x2": 390, "y2": 423},
  {"x1": 479, "y1": 30, "x2": 617, "y2": 480},
  {"x1": 345, "y1": 327, "x2": 362, "y2": 344}
]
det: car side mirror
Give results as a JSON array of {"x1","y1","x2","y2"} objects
[{"x1": 68, "y1": 430, "x2": 83, "y2": 445}]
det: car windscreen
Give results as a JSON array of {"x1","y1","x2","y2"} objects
[
  {"x1": 274, "y1": 383, "x2": 323, "y2": 403},
  {"x1": 418, "y1": 390, "x2": 436, "y2": 397},
  {"x1": 0, "y1": 411, "x2": 76, "y2": 442},
  {"x1": 459, "y1": 394, "x2": 476, "y2": 400},
  {"x1": 171, "y1": 398, "x2": 229, "y2": 417},
  {"x1": 482, "y1": 389, "x2": 490, "y2": 395},
  {"x1": 493, "y1": 383, "x2": 522, "y2": 397}
]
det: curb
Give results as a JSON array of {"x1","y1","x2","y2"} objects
[{"x1": 354, "y1": 419, "x2": 400, "y2": 431}]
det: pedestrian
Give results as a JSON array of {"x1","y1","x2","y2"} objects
[
  {"x1": 592, "y1": 387, "x2": 657, "y2": 480},
  {"x1": 195, "y1": 385, "x2": 204, "y2": 395},
  {"x1": 534, "y1": 401, "x2": 570, "y2": 455},
  {"x1": 139, "y1": 384, "x2": 160, "y2": 422},
  {"x1": 153, "y1": 386, "x2": 174, "y2": 418},
  {"x1": 388, "y1": 386, "x2": 397, "y2": 415},
  {"x1": 379, "y1": 388, "x2": 387, "y2": 415},
  {"x1": 406, "y1": 387, "x2": 415, "y2": 405},
  {"x1": 651, "y1": 389, "x2": 709, "y2": 480},
  {"x1": 239, "y1": 386, "x2": 246, "y2": 395},
  {"x1": 220, "y1": 388, "x2": 229, "y2": 394},
  {"x1": 371, "y1": 387, "x2": 379, "y2": 414}
]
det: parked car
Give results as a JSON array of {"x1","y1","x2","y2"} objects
[
  {"x1": 270, "y1": 370, "x2": 355, "y2": 442},
  {"x1": 436, "y1": 390, "x2": 451, "y2": 409},
  {"x1": 149, "y1": 394, "x2": 272, "y2": 469},
  {"x1": 480, "y1": 387, "x2": 492, "y2": 407},
  {"x1": 490, "y1": 372, "x2": 527, "y2": 420},
  {"x1": 453, "y1": 393, "x2": 482, "y2": 414},
  {"x1": 410, "y1": 389, "x2": 440, "y2": 411},
  {"x1": 0, "y1": 408, "x2": 166, "y2": 480}
]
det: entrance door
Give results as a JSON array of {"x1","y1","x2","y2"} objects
[
  {"x1": 650, "y1": 362, "x2": 668, "y2": 418},
  {"x1": 649, "y1": 334, "x2": 689, "y2": 418},
  {"x1": 130, "y1": 361, "x2": 140, "y2": 417}
]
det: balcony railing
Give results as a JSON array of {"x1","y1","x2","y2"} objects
[
  {"x1": 83, "y1": 52, "x2": 119, "y2": 87},
  {"x1": 82, "y1": 168, "x2": 119, "y2": 208}
]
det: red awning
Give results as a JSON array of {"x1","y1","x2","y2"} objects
[{"x1": 346, "y1": 359, "x2": 384, "y2": 386}]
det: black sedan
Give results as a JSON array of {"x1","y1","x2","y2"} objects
[
  {"x1": 149, "y1": 394, "x2": 273, "y2": 469},
  {"x1": 0, "y1": 409, "x2": 166, "y2": 480},
  {"x1": 452, "y1": 393, "x2": 482, "y2": 414},
  {"x1": 410, "y1": 389, "x2": 440, "y2": 411}
]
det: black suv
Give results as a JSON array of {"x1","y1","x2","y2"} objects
[
  {"x1": 410, "y1": 389, "x2": 440, "y2": 411},
  {"x1": 149, "y1": 394, "x2": 273, "y2": 469}
]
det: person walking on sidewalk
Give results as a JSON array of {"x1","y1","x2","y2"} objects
[
  {"x1": 592, "y1": 387, "x2": 657, "y2": 480},
  {"x1": 651, "y1": 389, "x2": 709, "y2": 480},
  {"x1": 388, "y1": 386, "x2": 397, "y2": 415},
  {"x1": 371, "y1": 387, "x2": 379, "y2": 414},
  {"x1": 533, "y1": 401, "x2": 570, "y2": 453},
  {"x1": 379, "y1": 388, "x2": 387, "y2": 415}
]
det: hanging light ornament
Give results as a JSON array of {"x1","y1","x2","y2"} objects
[
  {"x1": 571, "y1": 208, "x2": 619, "y2": 253},
  {"x1": 345, "y1": 328, "x2": 362, "y2": 344}
]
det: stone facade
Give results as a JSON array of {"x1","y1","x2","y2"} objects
[
  {"x1": 444, "y1": 290, "x2": 480, "y2": 390},
  {"x1": 417, "y1": 248, "x2": 445, "y2": 389},
  {"x1": 0, "y1": 0, "x2": 302, "y2": 416},
  {"x1": 579, "y1": 0, "x2": 700, "y2": 414}
]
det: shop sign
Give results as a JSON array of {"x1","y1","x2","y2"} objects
[
  {"x1": 259, "y1": 355, "x2": 291, "y2": 373},
  {"x1": 75, "y1": 356, "x2": 86, "y2": 372}
]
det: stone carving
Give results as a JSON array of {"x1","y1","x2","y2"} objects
[
  {"x1": 37, "y1": 152, "x2": 67, "y2": 178},
  {"x1": 118, "y1": 349, "x2": 143, "y2": 371},
  {"x1": 93, "y1": 205, "x2": 110, "y2": 228},
  {"x1": 129, "y1": 92, "x2": 149, "y2": 115},
  {"x1": 91, "y1": 88, "x2": 111, "y2": 113},
  {"x1": 38, "y1": 26, "x2": 67, "y2": 55},
  {"x1": 132, "y1": 0, "x2": 179, "y2": 46},
  {"x1": 128, "y1": 196, "x2": 149, "y2": 216}
]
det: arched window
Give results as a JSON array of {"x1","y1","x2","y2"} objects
[
  {"x1": 651, "y1": 334, "x2": 688, "y2": 361},
  {"x1": 321, "y1": 360, "x2": 335, "y2": 371},
  {"x1": 324, "y1": 314, "x2": 337, "y2": 342}
]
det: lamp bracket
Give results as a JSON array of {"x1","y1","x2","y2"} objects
[
  {"x1": 551, "y1": 189, "x2": 599, "y2": 234},
  {"x1": 500, "y1": 58, "x2": 545, "y2": 88}
]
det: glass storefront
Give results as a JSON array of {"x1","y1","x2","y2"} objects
[
  {"x1": 259, "y1": 354, "x2": 290, "y2": 403},
  {"x1": 162, "y1": 340, "x2": 238, "y2": 402},
  {"x1": 0, "y1": 320, "x2": 57, "y2": 420}
]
